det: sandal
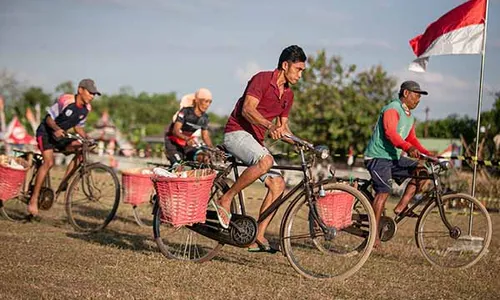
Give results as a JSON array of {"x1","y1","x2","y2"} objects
[
  {"x1": 248, "y1": 240, "x2": 279, "y2": 253},
  {"x1": 210, "y1": 201, "x2": 231, "y2": 229},
  {"x1": 394, "y1": 209, "x2": 419, "y2": 218}
]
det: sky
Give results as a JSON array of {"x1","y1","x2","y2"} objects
[{"x1": 1, "y1": 0, "x2": 499, "y2": 122}]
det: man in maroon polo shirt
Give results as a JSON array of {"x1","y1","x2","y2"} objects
[{"x1": 213, "y1": 45, "x2": 307, "y2": 252}]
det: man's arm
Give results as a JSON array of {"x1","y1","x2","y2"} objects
[
  {"x1": 405, "y1": 125, "x2": 430, "y2": 155},
  {"x1": 201, "y1": 129, "x2": 213, "y2": 148},
  {"x1": 242, "y1": 95, "x2": 274, "y2": 129},
  {"x1": 382, "y1": 109, "x2": 418, "y2": 153},
  {"x1": 74, "y1": 126, "x2": 87, "y2": 139},
  {"x1": 242, "y1": 95, "x2": 285, "y2": 139},
  {"x1": 45, "y1": 116, "x2": 65, "y2": 139},
  {"x1": 172, "y1": 121, "x2": 195, "y2": 146},
  {"x1": 276, "y1": 117, "x2": 294, "y2": 144}
]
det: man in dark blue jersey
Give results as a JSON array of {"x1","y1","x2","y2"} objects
[{"x1": 27, "y1": 79, "x2": 100, "y2": 219}]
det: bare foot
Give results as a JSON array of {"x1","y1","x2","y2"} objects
[
  {"x1": 216, "y1": 194, "x2": 232, "y2": 215},
  {"x1": 27, "y1": 204, "x2": 39, "y2": 216},
  {"x1": 373, "y1": 239, "x2": 381, "y2": 249}
]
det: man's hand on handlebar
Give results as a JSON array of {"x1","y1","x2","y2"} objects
[
  {"x1": 268, "y1": 124, "x2": 286, "y2": 140},
  {"x1": 54, "y1": 129, "x2": 66, "y2": 140},
  {"x1": 407, "y1": 146, "x2": 421, "y2": 159},
  {"x1": 186, "y1": 138, "x2": 197, "y2": 147}
]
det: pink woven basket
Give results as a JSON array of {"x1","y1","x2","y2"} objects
[
  {"x1": 153, "y1": 169, "x2": 216, "y2": 227},
  {"x1": 0, "y1": 164, "x2": 28, "y2": 202},
  {"x1": 122, "y1": 168, "x2": 154, "y2": 206},
  {"x1": 316, "y1": 191, "x2": 355, "y2": 229}
]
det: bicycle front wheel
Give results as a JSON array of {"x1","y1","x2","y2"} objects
[
  {"x1": 65, "y1": 163, "x2": 120, "y2": 232},
  {"x1": 282, "y1": 182, "x2": 376, "y2": 280},
  {"x1": 416, "y1": 193, "x2": 492, "y2": 268},
  {"x1": 153, "y1": 178, "x2": 229, "y2": 262}
]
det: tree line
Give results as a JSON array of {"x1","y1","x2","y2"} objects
[{"x1": 1, "y1": 51, "x2": 499, "y2": 161}]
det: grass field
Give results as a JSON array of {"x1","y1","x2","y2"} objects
[{"x1": 0, "y1": 168, "x2": 499, "y2": 300}]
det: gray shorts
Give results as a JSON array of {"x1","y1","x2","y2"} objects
[{"x1": 223, "y1": 130, "x2": 281, "y2": 182}]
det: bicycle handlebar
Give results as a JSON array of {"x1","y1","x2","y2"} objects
[
  {"x1": 420, "y1": 153, "x2": 451, "y2": 170},
  {"x1": 64, "y1": 132, "x2": 97, "y2": 147},
  {"x1": 283, "y1": 134, "x2": 330, "y2": 160}
]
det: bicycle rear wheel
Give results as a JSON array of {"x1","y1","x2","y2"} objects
[
  {"x1": 416, "y1": 193, "x2": 492, "y2": 268},
  {"x1": 282, "y1": 182, "x2": 376, "y2": 280},
  {"x1": 153, "y1": 178, "x2": 229, "y2": 262},
  {"x1": 65, "y1": 163, "x2": 120, "y2": 232},
  {"x1": 0, "y1": 196, "x2": 28, "y2": 221}
]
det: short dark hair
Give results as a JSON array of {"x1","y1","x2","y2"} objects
[
  {"x1": 277, "y1": 45, "x2": 307, "y2": 70},
  {"x1": 398, "y1": 89, "x2": 405, "y2": 99}
]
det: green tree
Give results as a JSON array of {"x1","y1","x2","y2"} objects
[
  {"x1": 55, "y1": 81, "x2": 75, "y2": 95},
  {"x1": 0, "y1": 69, "x2": 25, "y2": 105},
  {"x1": 289, "y1": 50, "x2": 396, "y2": 156}
]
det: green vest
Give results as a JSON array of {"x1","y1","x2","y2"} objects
[{"x1": 364, "y1": 99, "x2": 415, "y2": 160}]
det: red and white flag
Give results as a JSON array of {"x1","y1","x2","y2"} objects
[{"x1": 409, "y1": 0, "x2": 487, "y2": 72}]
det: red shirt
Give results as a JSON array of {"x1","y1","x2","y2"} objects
[
  {"x1": 224, "y1": 69, "x2": 294, "y2": 145},
  {"x1": 383, "y1": 109, "x2": 430, "y2": 155}
]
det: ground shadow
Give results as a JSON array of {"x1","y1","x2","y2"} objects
[{"x1": 66, "y1": 228, "x2": 156, "y2": 253}]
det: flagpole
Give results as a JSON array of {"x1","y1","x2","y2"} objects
[{"x1": 471, "y1": 0, "x2": 490, "y2": 198}]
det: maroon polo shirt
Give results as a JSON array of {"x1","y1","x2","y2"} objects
[{"x1": 224, "y1": 69, "x2": 294, "y2": 145}]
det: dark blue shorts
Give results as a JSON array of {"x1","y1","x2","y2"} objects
[{"x1": 364, "y1": 157, "x2": 418, "y2": 193}]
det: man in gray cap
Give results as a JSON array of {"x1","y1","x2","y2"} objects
[
  {"x1": 363, "y1": 80, "x2": 430, "y2": 248},
  {"x1": 27, "y1": 78, "x2": 100, "y2": 220}
]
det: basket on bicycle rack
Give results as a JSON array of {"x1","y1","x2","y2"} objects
[
  {"x1": 316, "y1": 191, "x2": 355, "y2": 229},
  {"x1": 122, "y1": 168, "x2": 154, "y2": 206},
  {"x1": 0, "y1": 155, "x2": 29, "y2": 202},
  {"x1": 152, "y1": 168, "x2": 216, "y2": 227}
]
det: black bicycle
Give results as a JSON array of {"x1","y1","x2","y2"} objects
[
  {"x1": 152, "y1": 135, "x2": 377, "y2": 280},
  {"x1": 0, "y1": 133, "x2": 121, "y2": 232},
  {"x1": 369, "y1": 154, "x2": 492, "y2": 268}
]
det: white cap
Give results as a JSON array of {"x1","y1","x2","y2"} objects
[{"x1": 195, "y1": 88, "x2": 212, "y2": 100}]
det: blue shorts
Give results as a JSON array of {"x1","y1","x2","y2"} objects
[
  {"x1": 364, "y1": 157, "x2": 418, "y2": 193},
  {"x1": 223, "y1": 130, "x2": 281, "y2": 182}
]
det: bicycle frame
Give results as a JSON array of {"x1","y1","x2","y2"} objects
[
  {"x1": 213, "y1": 146, "x2": 332, "y2": 232},
  {"x1": 14, "y1": 135, "x2": 97, "y2": 200},
  {"x1": 392, "y1": 163, "x2": 455, "y2": 232}
]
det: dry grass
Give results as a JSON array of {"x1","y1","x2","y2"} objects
[{"x1": 1, "y1": 169, "x2": 499, "y2": 300}]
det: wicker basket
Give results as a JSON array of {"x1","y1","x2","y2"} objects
[
  {"x1": 153, "y1": 169, "x2": 216, "y2": 227},
  {"x1": 0, "y1": 155, "x2": 29, "y2": 202},
  {"x1": 122, "y1": 168, "x2": 154, "y2": 206},
  {"x1": 316, "y1": 191, "x2": 355, "y2": 229}
]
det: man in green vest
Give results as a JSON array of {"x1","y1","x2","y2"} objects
[{"x1": 364, "y1": 80, "x2": 431, "y2": 248}]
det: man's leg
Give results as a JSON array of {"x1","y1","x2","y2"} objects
[
  {"x1": 217, "y1": 155, "x2": 274, "y2": 212},
  {"x1": 164, "y1": 138, "x2": 183, "y2": 166},
  {"x1": 27, "y1": 150, "x2": 55, "y2": 216},
  {"x1": 251, "y1": 175, "x2": 285, "y2": 246},
  {"x1": 392, "y1": 157, "x2": 427, "y2": 214},
  {"x1": 365, "y1": 158, "x2": 392, "y2": 248},
  {"x1": 57, "y1": 140, "x2": 82, "y2": 191},
  {"x1": 372, "y1": 192, "x2": 390, "y2": 248}
]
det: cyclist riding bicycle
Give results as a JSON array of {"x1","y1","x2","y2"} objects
[
  {"x1": 26, "y1": 79, "x2": 100, "y2": 220},
  {"x1": 364, "y1": 80, "x2": 431, "y2": 248},
  {"x1": 164, "y1": 88, "x2": 214, "y2": 166},
  {"x1": 213, "y1": 45, "x2": 307, "y2": 252}
]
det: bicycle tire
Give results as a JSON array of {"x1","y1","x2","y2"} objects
[
  {"x1": 415, "y1": 193, "x2": 492, "y2": 269},
  {"x1": 131, "y1": 191, "x2": 155, "y2": 227},
  {"x1": 281, "y1": 182, "x2": 376, "y2": 280},
  {"x1": 0, "y1": 196, "x2": 28, "y2": 221},
  {"x1": 65, "y1": 163, "x2": 120, "y2": 232},
  {"x1": 153, "y1": 178, "x2": 229, "y2": 262},
  {"x1": 0, "y1": 160, "x2": 38, "y2": 221}
]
